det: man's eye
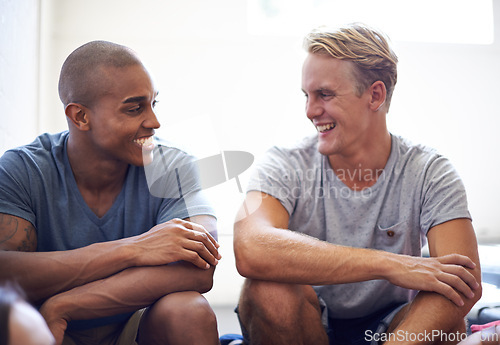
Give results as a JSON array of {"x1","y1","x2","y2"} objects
[
  {"x1": 128, "y1": 106, "x2": 142, "y2": 114},
  {"x1": 152, "y1": 100, "x2": 159, "y2": 108}
]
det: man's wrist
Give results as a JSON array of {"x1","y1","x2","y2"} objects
[
  {"x1": 103, "y1": 237, "x2": 140, "y2": 268},
  {"x1": 40, "y1": 293, "x2": 72, "y2": 325},
  {"x1": 371, "y1": 250, "x2": 399, "y2": 281}
]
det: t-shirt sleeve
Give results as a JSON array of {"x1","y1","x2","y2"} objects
[
  {"x1": 246, "y1": 147, "x2": 301, "y2": 216},
  {"x1": 0, "y1": 150, "x2": 36, "y2": 226},
  {"x1": 156, "y1": 186, "x2": 215, "y2": 224},
  {"x1": 144, "y1": 146, "x2": 216, "y2": 225},
  {"x1": 420, "y1": 155, "x2": 471, "y2": 234}
]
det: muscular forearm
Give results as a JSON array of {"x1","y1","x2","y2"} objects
[
  {"x1": 235, "y1": 192, "x2": 380, "y2": 284},
  {"x1": 235, "y1": 220, "x2": 478, "y2": 308},
  {"x1": 235, "y1": 222, "x2": 389, "y2": 285},
  {"x1": 2, "y1": 217, "x2": 220, "y2": 304},
  {"x1": 0, "y1": 239, "x2": 135, "y2": 303},
  {"x1": 40, "y1": 262, "x2": 214, "y2": 324}
]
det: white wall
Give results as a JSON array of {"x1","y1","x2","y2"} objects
[
  {"x1": 0, "y1": 0, "x2": 39, "y2": 154},
  {"x1": 2, "y1": 0, "x2": 500, "y2": 306}
]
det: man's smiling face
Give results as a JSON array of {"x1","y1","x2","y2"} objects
[
  {"x1": 302, "y1": 53, "x2": 373, "y2": 159},
  {"x1": 84, "y1": 64, "x2": 161, "y2": 166}
]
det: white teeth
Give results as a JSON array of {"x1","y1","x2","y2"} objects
[
  {"x1": 316, "y1": 123, "x2": 335, "y2": 133},
  {"x1": 134, "y1": 136, "x2": 153, "y2": 146}
]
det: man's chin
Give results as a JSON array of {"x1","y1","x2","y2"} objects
[
  {"x1": 317, "y1": 136, "x2": 340, "y2": 156},
  {"x1": 141, "y1": 152, "x2": 154, "y2": 166},
  {"x1": 317, "y1": 144, "x2": 335, "y2": 157},
  {"x1": 129, "y1": 151, "x2": 154, "y2": 167}
]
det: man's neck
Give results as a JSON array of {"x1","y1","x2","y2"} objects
[
  {"x1": 66, "y1": 136, "x2": 128, "y2": 217},
  {"x1": 328, "y1": 131, "x2": 392, "y2": 191},
  {"x1": 67, "y1": 136, "x2": 128, "y2": 190}
]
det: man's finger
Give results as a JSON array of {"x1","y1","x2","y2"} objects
[
  {"x1": 184, "y1": 240, "x2": 219, "y2": 267},
  {"x1": 439, "y1": 254, "x2": 476, "y2": 270},
  {"x1": 181, "y1": 219, "x2": 220, "y2": 249},
  {"x1": 439, "y1": 271, "x2": 475, "y2": 299},
  {"x1": 180, "y1": 248, "x2": 212, "y2": 270},
  {"x1": 444, "y1": 264, "x2": 479, "y2": 290},
  {"x1": 434, "y1": 281, "x2": 464, "y2": 307},
  {"x1": 186, "y1": 230, "x2": 221, "y2": 260}
]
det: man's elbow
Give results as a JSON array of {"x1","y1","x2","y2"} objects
[
  {"x1": 234, "y1": 251, "x2": 252, "y2": 279},
  {"x1": 466, "y1": 282, "x2": 483, "y2": 314},
  {"x1": 465, "y1": 266, "x2": 483, "y2": 314},
  {"x1": 456, "y1": 280, "x2": 483, "y2": 319},
  {"x1": 195, "y1": 266, "x2": 215, "y2": 294},
  {"x1": 234, "y1": 240, "x2": 264, "y2": 280},
  {"x1": 234, "y1": 219, "x2": 276, "y2": 280}
]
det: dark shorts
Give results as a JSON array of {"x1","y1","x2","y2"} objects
[
  {"x1": 235, "y1": 301, "x2": 406, "y2": 345},
  {"x1": 323, "y1": 302, "x2": 406, "y2": 345}
]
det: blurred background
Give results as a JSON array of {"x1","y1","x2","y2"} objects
[{"x1": 1, "y1": 0, "x2": 500, "y2": 334}]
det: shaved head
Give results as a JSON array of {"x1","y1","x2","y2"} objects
[{"x1": 58, "y1": 40, "x2": 143, "y2": 108}]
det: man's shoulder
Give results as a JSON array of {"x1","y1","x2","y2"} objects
[
  {"x1": 143, "y1": 137, "x2": 201, "y2": 198},
  {"x1": 390, "y1": 135, "x2": 457, "y2": 186},
  {"x1": 1, "y1": 131, "x2": 68, "y2": 167},
  {"x1": 248, "y1": 135, "x2": 322, "y2": 182},
  {"x1": 153, "y1": 137, "x2": 196, "y2": 162},
  {"x1": 148, "y1": 137, "x2": 199, "y2": 175},
  {"x1": 266, "y1": 134, "x2": 320, "y2": 163},
  {"x1": 392, "y1": 134, "x2": 442, "y2": 165}
]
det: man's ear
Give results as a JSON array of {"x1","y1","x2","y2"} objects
[
  {"x1": 65, "y1": 103, "x2": 90, "y2": 130},
  {"x1": 369, "y1": 81, "x2": 387, "y2": 112}
]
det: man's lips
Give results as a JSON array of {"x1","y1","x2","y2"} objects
[
  {"x1": 316, "y1": 123, "x2": 336, "y2": 133},
  {"x1": 134, "y1": 136, "x2": 155, "y2": 150}
]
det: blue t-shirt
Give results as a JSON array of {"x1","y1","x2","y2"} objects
[
  {"x1": 247, "y1": 134, "x2": 471, "y2": 319},
  {"x1": 0, "y1": 131, "x2": 216, "y2": 328}
]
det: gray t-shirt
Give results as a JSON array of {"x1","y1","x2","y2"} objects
[{"x1": 247, "y1": 134, "x2": 471, "y2": 319}]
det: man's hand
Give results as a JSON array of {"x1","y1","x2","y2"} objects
[
  {"x1": 40, "y1": 296, "x2": 69, "y2": 345},
  {"x1": 384, "y1": 253, "x2": 479, "y2": 307},
  {"x1": 127, "y1": 218, "x2": 221, "y2": 269}
]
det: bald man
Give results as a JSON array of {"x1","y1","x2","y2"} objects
[{"x1": 0, "y1": 41, "x2": 221, "y2": 345}]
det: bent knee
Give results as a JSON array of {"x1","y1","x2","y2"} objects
[
  {"x1": 239, "y1": 280, "x2": 317, "y2": 325},
  {"x1": 241, "y1": 280, "x2": 316, "y2": 305},
  {"x1": 139, "y1": 292, "x2": 218, "y2": 342},
  {"x1": 150, "y1": 291, "x2": 216, "y2": 326}
]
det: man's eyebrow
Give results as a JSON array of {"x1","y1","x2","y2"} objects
[
  {"x1": 122, "y1": 96, "x2": 147, "y2": 104},
  {"x1": 318, "y1": 86, "x2": 334, "y2": 92}
]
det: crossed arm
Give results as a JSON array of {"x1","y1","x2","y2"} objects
[
  {"x1": 234, "y1": 192, "x2": 481, "y2": 323},
  {"x1": 0, "y1": 213, "x2": 221, "y2": 337},
  {"x1": 383, "y1": 219, "x2": 482, "y2": 345}
]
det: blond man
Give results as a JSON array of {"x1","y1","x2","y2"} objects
[{"x1": 234, "y1": 23, "x2": 481, "y2": 345}]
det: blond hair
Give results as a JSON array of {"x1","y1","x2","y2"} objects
[{"x1": 304, "y1": 23, "x2": 398, "y2": 108}]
